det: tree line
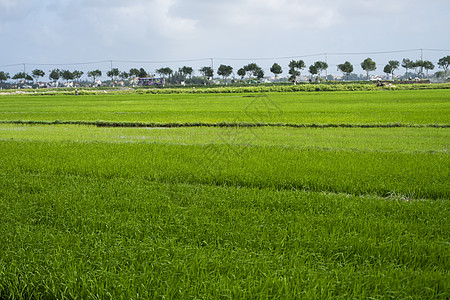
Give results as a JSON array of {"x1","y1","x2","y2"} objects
[{"x1": 1, "y1": 56, "x2": 449, "y2": 85}]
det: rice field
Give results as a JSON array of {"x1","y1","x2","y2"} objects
[
  {"x1": 0, "y1": 88, "x2": 449, "y2": 299},
  {"x1": 1, "y1": 89, "x2": 449, "y2": 124}
]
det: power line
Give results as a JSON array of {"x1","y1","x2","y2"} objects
[
  {"x1": 114, "y1": 58, "x2": 211, "y2": 64},
  {"x1": 21, "y1": 60, "x2": 111, "y2": 66},
  {"x1": 1, "y1": 49, "x2": 448, "y2": 70}
]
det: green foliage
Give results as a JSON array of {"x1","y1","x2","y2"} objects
[
  {"x1": 61, "y1": 70, "x2": 74, "y2": 81},
  {"x1": 423, "y1": 60, "x2": 435, "y2": 76},
  {"x1": 106, "y1": 68, "x2": 120, "y2": 84},
  {"x1": 129, "y1": 68, "x2": 140, "y2": 78},
  {"x1": 119, "y1": 71, "x2": 128, "y2": 80},
  {"x1": 12, "y1": 72, "x2": 27, "y2": 80},
  {"x1": 242, "y1": 63, "x2": 264, "y2": 79},
  {"x1": 412, "y1": 60, "x2": 425, "y2": 78},
  {"x1": 31, "y1": 69, "x2": 45, "y2": 81},
  {"x1": 288, "y1": 60, "x2": 305, "y2": 81},
  {"x1": 438, "y1": 55, "x2": 450, "y2": 75},
  {"x1": 313, "y1": 61, "x2": 328, "y2": 80},
  {"x1": 199, "y1": 66, "x2": 214, "y2": 79},
  {"x1": 337, "y1": 61, "x2": 354, "y2": 80},
  {"x1": 180, "y1": 66, "x2": 194, "y2": 79},
  {"x1": 156, "y1": 67, "x2": 173, "y2": 78},
  {"x1": 361, "y1": 57, "x2": 377, "y2": 79},
  {"x1": 49, "y1": 69, "x2": 61, "y2": 82},
  {"x1": 384, "y1": 64, "x2": 392, "y2": 77},
  {"x1": 309, "y1": 64, "x2": 318, "y2": 78},
  {"x1": 402, "y1": 58, "x2": 414, "y2": 78},
  {"x1": 138, "y1": 67, "x2": 147, "y2": 78},
  {"x1": 270, "y1": 63, "x2": 283, "y2": 79},
  {"x1": 388, "y1": 60, "x2": 400, "y2": 77},
  {"x1": 217, "y1": 64, "x2": 233, "y2": 81},
  {"x1": 237, "y1": 67, "x2": 246, "y2": 79},
  {"x1": 0, "y1": 71, "x2": 10, "y2": 82},
  {"x1": 87, "y1": 69, "x2": 102, "y2": 82}
]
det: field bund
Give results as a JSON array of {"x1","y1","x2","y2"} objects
[{"x1": 0, "y1": 88, "x2": 449, "y2": 298}]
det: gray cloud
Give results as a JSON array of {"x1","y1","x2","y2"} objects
[{"x1": 1, "y1": 0, "x2": 449, "y2": 76}]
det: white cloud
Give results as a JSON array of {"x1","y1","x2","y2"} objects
[{"x1": 0, "y1": 0, "x2": 449, "y2": 75}]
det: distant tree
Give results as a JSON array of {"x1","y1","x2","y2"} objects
[
  {"x1": 13, "y1": 72, "x2": 33, "y2": 82},
  {"x1": 119, "y1": 71, "x2": 129, "y2": 81},
  {"x1": 255, "y1": 67, "x2": 264, "y2": 80},
  {"x1": 384, "y1": 64, "x2": 392, "y2": 79},
  {"x1": 309, "y1": 65, "x2": 318, "y2": 81},
  {"x1": 128, "y1": 68, "x2": 139, "y2": 78},
  {"x1": 166, "y1": 68, "x2": 173, "y2": 79},
  {"x1": 217, "y1": 64, "x2": 233, "y2": 82},
  {"x1": 31, "y1": 69, "x2": 45, "y2": 82},
  {"x1": 243, "y1": 63, "x2": 259, "y2": 79},
  {"x1": 199, "y1": 66, "x2": 214, "y2": 79},
  {"x1": 337, "y1": 61, "x2": 354, "y2": 80},
  {"x1": 438, "y1": 56, "x2": 450, "y2": 76},
  {"x1": 412, "y1": 60, "x2": 425, "y2": 78},
  {"x1": 156, "y1": 67, "x2": 173, "y2": 79},
  {"x1": 288, "y1": 60, "x2": 305, "y2": 81},
  {"x1": 422, "y1": 61, "x2": 434, "y2": 77},
  {"x1": 49, "y1": 69, "x2": 61, "y2": 82},
  {"x1": 434, "y1": 71, "x2": 446, "y2": 79},
  {"x1": 138, "y1": 68, "x2": 148, "y2": 78},
  {"x1": 13, "y1": 72, "x2": 26, "y2": 81},
  {"x1": 313, "y1": 61, "x2": 328, "y2": 81},
  {"x1": 107, "y1": 68, "x2": 120, "y2": 84},
  {"x1": 288, "y1": 68, "x2": 299, "y2": 81},
  {"x1": 72, "y1": 70, "x2": 84, "y2": 83},
  {"x1": 361, "y1": 58, "x2": 376, "y2": 80},
  {"x1": 0, "y1": 71, "x2": 10, "y2": 83},
  {"x1": 180, "y1": 66, "x2": 194, "y2": 79},
  {"x1": 402, "y1": 58, "x2": 414, "y2": 79},
  {"x1": 61, "y1": 70, "x2": 74, "y2": 83},
  {"x1": 126, "y1": 69, "x2": 137, "y2": 79},
  {"x1": 387, "y1": 60, "x2": 399, "y2": 79},
  {"x1": 237, "y1": 68, "x2": 246, "y2": 80},
  {"x1": 167, "y1": 71, "x2": 185, "y2": 84},
  {"x1": 87, "y1": 69, "x2": 102, "y2": 82},
  {"x1": 270, "y1": 63, "x2": 283, "y2": 81}
]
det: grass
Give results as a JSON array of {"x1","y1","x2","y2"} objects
[
  {"x1": 0, "y1": 89, "x2": 449, "y2": 124},
  {"x1": 0, "y1": 124, "x2": 448, "y2": 153},
  {"x1": 0, "y1": 88, "x2": 449, "y2": 298},
  {"x1": 1, "y1": 163, "x2": 449, "y2": 299}
]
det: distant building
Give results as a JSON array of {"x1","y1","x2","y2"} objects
[{"x1": 138, "y1": 77, "x2": 165, "y2": 87}]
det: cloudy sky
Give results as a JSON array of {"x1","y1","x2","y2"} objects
[{"x1": 1, "y1": 0, "x2": 449, "y2": 78}]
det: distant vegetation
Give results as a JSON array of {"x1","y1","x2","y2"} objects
[{"x1": 1, "y1": 55, "x2": 449, "y2": 89}]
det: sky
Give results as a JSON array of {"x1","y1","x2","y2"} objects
[{"x1": 1, "y1": 0, "x2": 449, "y2": 79}]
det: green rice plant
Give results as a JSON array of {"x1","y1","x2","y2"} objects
[
  {"x1": 0, "y1": 87, "x2": 448, "y2": 298},
  {"x1": 1, "y1": 141, "x2": 447, "y2": 199},
  {"x1": 0, "y1": 168, "x2": 448, "y2": 298},
  {"x1": 0, "y1": 124, "x2": 448, "y2": 153},
  {"x1": 0, "y1": 89, "x2": 449, "y2": 125}
]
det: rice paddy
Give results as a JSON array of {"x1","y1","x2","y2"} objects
[{"x1": 0, "y1": 88, "x2": 449, "y2": 299}]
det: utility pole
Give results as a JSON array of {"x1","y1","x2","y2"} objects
[
  {"x1": 210, "y1": 58, "x2": 214, "y2": 73},
  {"x1": 420, "y1": 49, "x2": 423, "y2": 79},
  {"x1": 110, "y1": 60, "x2": 114, "y2": 86},
  {"x1": 23, "y1": 63, "x2": 26, "y2": 75},
  {"x1": 324, "y1": 53, "x2": 328, "y2": 81}
]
